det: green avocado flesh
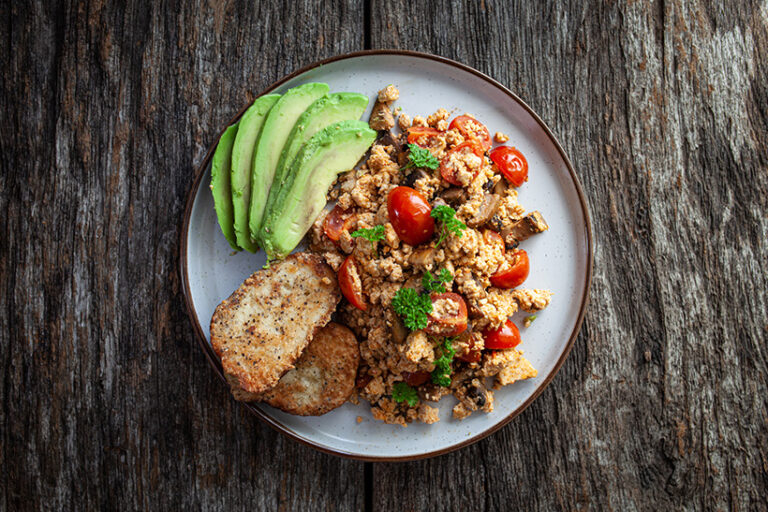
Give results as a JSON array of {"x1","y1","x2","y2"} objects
[
  {"x1": 258, "y1": 92, "x2": 369, "y2": 245},
  {"x1": 210, "y1": 122, "x2": 240, "y2": 251},
  {"x1": 230, "y1": 94, "x2": 280, "y2": 253},
  {"x1": 260, "y1": 120, "x2": 377, "y2": 260},
  {"x1": 247, "y1": 83, "x2": 330, "y2": 239}
]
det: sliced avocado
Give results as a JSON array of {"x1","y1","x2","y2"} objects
[
  {"x1": 210, "y1": 122, "x2": 240, "y2": 250},
  {"x1": 230, "y1": 94, "x2": 280, "y2": 253},
  {"x1": 247, "y1": 83, "x2": 330, "y2": 238},
  {"x1": 260, "y1": 120, "x2": 377, "y2": 260},
  {"x1": 258, "y1": 92, "x2": 369, "y2": 243}
]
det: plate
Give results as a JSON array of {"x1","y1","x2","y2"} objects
[{"x1": 180, "y1": 50, "x2": 593, "y2": 460}]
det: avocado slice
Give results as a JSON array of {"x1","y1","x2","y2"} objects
[
  {"x1": 230, "y1": 94, "x2": 280, "y2": 253},
  {"x1": 247, "y1": 83, "x2": 330, "y2": 238},
  {"x1": 260, "y1": 120, "x2": 377, "y2": 260},
  {"x1": 258, "y1": 92, "x2": 369, "y2": 244},
  {"x1": 210, "y1": 121, "x2": 241, "y2": 250}
]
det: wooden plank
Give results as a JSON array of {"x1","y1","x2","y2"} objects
[
  {"x1": 370, "y1": 0, "x2": 768, "y2": 510},
  {"x1": 0, "y1": 1, "x2": 366, "y2": 510}
]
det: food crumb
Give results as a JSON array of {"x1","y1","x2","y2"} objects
[
  {"x1": 321, "y1": 277, "x2": 332, "y2": 285},
  {"x1": 356, "y1": 416, "x2": 363, "y2": 423},
  {"x1": 494, "y1": 131, "x2": 509, "y2": 143}
]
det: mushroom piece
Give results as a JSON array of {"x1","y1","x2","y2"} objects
[
  {"x1": 403, "y1": 169, "x2": 430, "y2": 188},
  {"x1": 440, "y1": 187, "x2": 467, "y2": 205},
  {"x1": 466, "y1": 192, "x2": 502, "y2": 228},
  {"x1": 369, "y1": 100, "x2": 395, "y2": 131},
  {"x1": 388, "y1": 312, "x2": 409, "y2": 344},
  {"x1": 409, "y1": 246, "x2": 437, "y2": 268},
  {"x1": 378, "y1": 129, "x2": 403, "y2": 155},
  {"x1": 502, "y1": 211, "x2": 549, "y2": 248}
]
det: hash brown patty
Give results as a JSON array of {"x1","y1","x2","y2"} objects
[
  {"x1": 210, "y1": 253, "x2": 341, "y2": 398},
  {"x1": 258, "y1": 322, "x2": 359, "y2": 415}
]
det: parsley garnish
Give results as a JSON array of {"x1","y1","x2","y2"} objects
[
  {"x1": 430, "y1": 205, "x2": 467, "y2": 247},
  {"x1": 391, "y1": 288, "x2": 433, "y2": 331},
  {"x1": 422, "y1": 268, "x2": 453, "y2": 293},
  {"x1": 431, "y1": 337, "x2": 457, "y2": 387},
  {"x1": 351, "y1": 225, "x2": 386, "y2": 256},
  {"x1": 401, "y1": 143, "x2": 439, "y2": 171},
  {"x1": 351, "y1": 225, "x2": 386, "y2": 243},
  {"x1": 392, "y1": 382, "x2": 419, "y2": 407}
]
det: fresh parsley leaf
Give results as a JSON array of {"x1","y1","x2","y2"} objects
[
  {"x1": 431, "y1": 337, "x2": 457, "y2": 387},
  {"x1": 351, "y1": 225, "x2": 386, "y2": 243},
  {"x1": 402, "y1": 143, "x2": 439, "y2": 171},
  {"x1": 430, "y1": 205, "x2": 467, "y2": 247},
  {"x1": 391, "y1": 287, "x2": 433, "y2": 331},
  {"x1": 422, "y1": 268, "x2": 453, "y2": 293},
  {"x1": 392, "y1": 381, "x2": 419, "y2": 407}
]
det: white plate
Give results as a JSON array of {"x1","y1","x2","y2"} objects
[{"x1": 181, "y1": 51, "x2": 592, "y2": 460}]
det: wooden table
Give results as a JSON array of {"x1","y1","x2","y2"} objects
[{"x1": 2, "y1": 1, "x2": 766, "y2": 510}]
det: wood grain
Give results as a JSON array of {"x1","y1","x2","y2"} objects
[
  {"x1": 0, "y1": 1, "x2": 365, "y2": 510},
  {"x1": 370, "y1": 0, "x2": 768, "y2": 510},
  {"x1": 1, "y1": 0, "x2": 766, "y2": 511}
]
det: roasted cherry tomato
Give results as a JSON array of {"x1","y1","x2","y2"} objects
[
  {"x1": 387, "y1": 186, "x2": 435, "y2": 246},
  {"x1": 338, "y1": 255, "x2": 367, "y2": 311},
  {"x1": 483, "y1": 319, "x2": 522, "y2": 349},
  {"x1": 426, "y1": 292, "x2": 468, "y2": 336},
  {"x1": 490, "y1": 249, "x2": 530, "y2": 289},
  {"x1": 407, "y1": 126, "x2": 443, "y2": 147},
  {"x1": 402, "y1": 371, "x2": 430, "y2": 387},
  {"x1": 449, "y1": 115, "x2": 492, "y2": 150},
  {"x1": 456, "y1": 333, "x2": 482, "y2": 363},
  {"x1": 323, "y1": 205, "x2": 356, "y2": 242},
  {"x1": 483, "y1": 229, "x2": 505, "y2": 253},
  {"x1": 490, "y1": 146, "x2": 528, "y2": 187},
  {"x1": 439, "y1": 140, "x2": 485, "y2": 186}
]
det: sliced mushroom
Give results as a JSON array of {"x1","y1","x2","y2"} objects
[
  {"x1": 403, "y1": 169, "x2": 430, "y2": 188},
  {"x1": 502, "y1": 211, "x2": 549, "y2": 248},
  {"x1": 493, "y1": 178, "x2": 508, "y2": 196},
  {"x1": 388, "y1": 312, "x2": 409, "y2": 344},
  {"x1": 440, "y1": 187, "x2": 467, "y2": 205},
  {"x1": 369, "y1": 100, "x2": 394, "y2": 131},
  {"x1": 409, "y1": 246, "x2": 437, "y2": 268},
  {"x1": 378, "y1": 129, "x2": 403, "y2": 155},
  {"x1": 467, "y1": 192, "x2": 502, "y2": 228}
]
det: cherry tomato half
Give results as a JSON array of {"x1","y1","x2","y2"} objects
[
  {"x1": 402, "y1": 371, "x2": 430, "y2": 387},
  {"x1": 490, "y1": 146, "x2": 528, "y2": 187},
  {"x1": 483, "y1": 320, "x2": 522, "y2": 350},
  {"x1": 449, "y1": 115, "x2": 492, "y2": 150},
  {"x1": 426, "y1": 292, "x2": 468, "y2": 336},
  {"x1": 338, "y1": 255, "x2": 367, "y2": 311},
  {"x1": 490, "y1": 249, "x2": 530, "y2": 289},
  {"x1": 323, "y1": 205, "x2": 356, "y2": 242},
  {"x1": 483, "y1": 229, "x2": 505, "y2": 253},
  {"x1": 407, "y1": 126, "x2": 443, "y2": 147},
  {"x1": 456, "y1": 332, "x2": 482, "y2": 363},
  {"x1": 387, "y1": 186, "x2": 435, "y2": 246},
  {"x1": 439, "y1": 140, "x2": 485, "y2": 186}
]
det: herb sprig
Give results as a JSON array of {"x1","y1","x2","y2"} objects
[
  {"x1": 391, "y1": 288, "x2": 433, "y2": 331},
  {"x1": 401, "y1": 143, "x2": 439, "y2": 171},
  {"x1": 351, "y1": 225, "x2": 386, "y2": 256},
  {"x1": 431, "y1": 337, "x2": 457, "y2": 387},
  {"x1": 392, "y1": 382, "x2": 419, "y2": 407},
  {"x1": 422, "y1": 268, "x2": 453, "y2": 293},
  {"x1": 431, "y1": 205, "x2": 467, "y2": 247}
]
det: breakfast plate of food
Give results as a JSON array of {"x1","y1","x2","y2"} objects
[{"x1": 181, "y1": 50, "x2": 593, "y2": 460}]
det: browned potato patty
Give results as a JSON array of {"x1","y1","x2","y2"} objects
[
  {"x1": 258, "y1": 322, "x2": 359, "y2": 416},
  {"x1": 210, "y1": 253, "x2": 340, "y2": 398}
]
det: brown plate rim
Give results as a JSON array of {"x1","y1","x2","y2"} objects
[{"x1": 179, "y1": 49, "x2": 594, "y2": 462}]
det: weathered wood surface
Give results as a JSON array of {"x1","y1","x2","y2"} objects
[{"x1": 1, "y1": 0, "x2": 766, "y2": 511}]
